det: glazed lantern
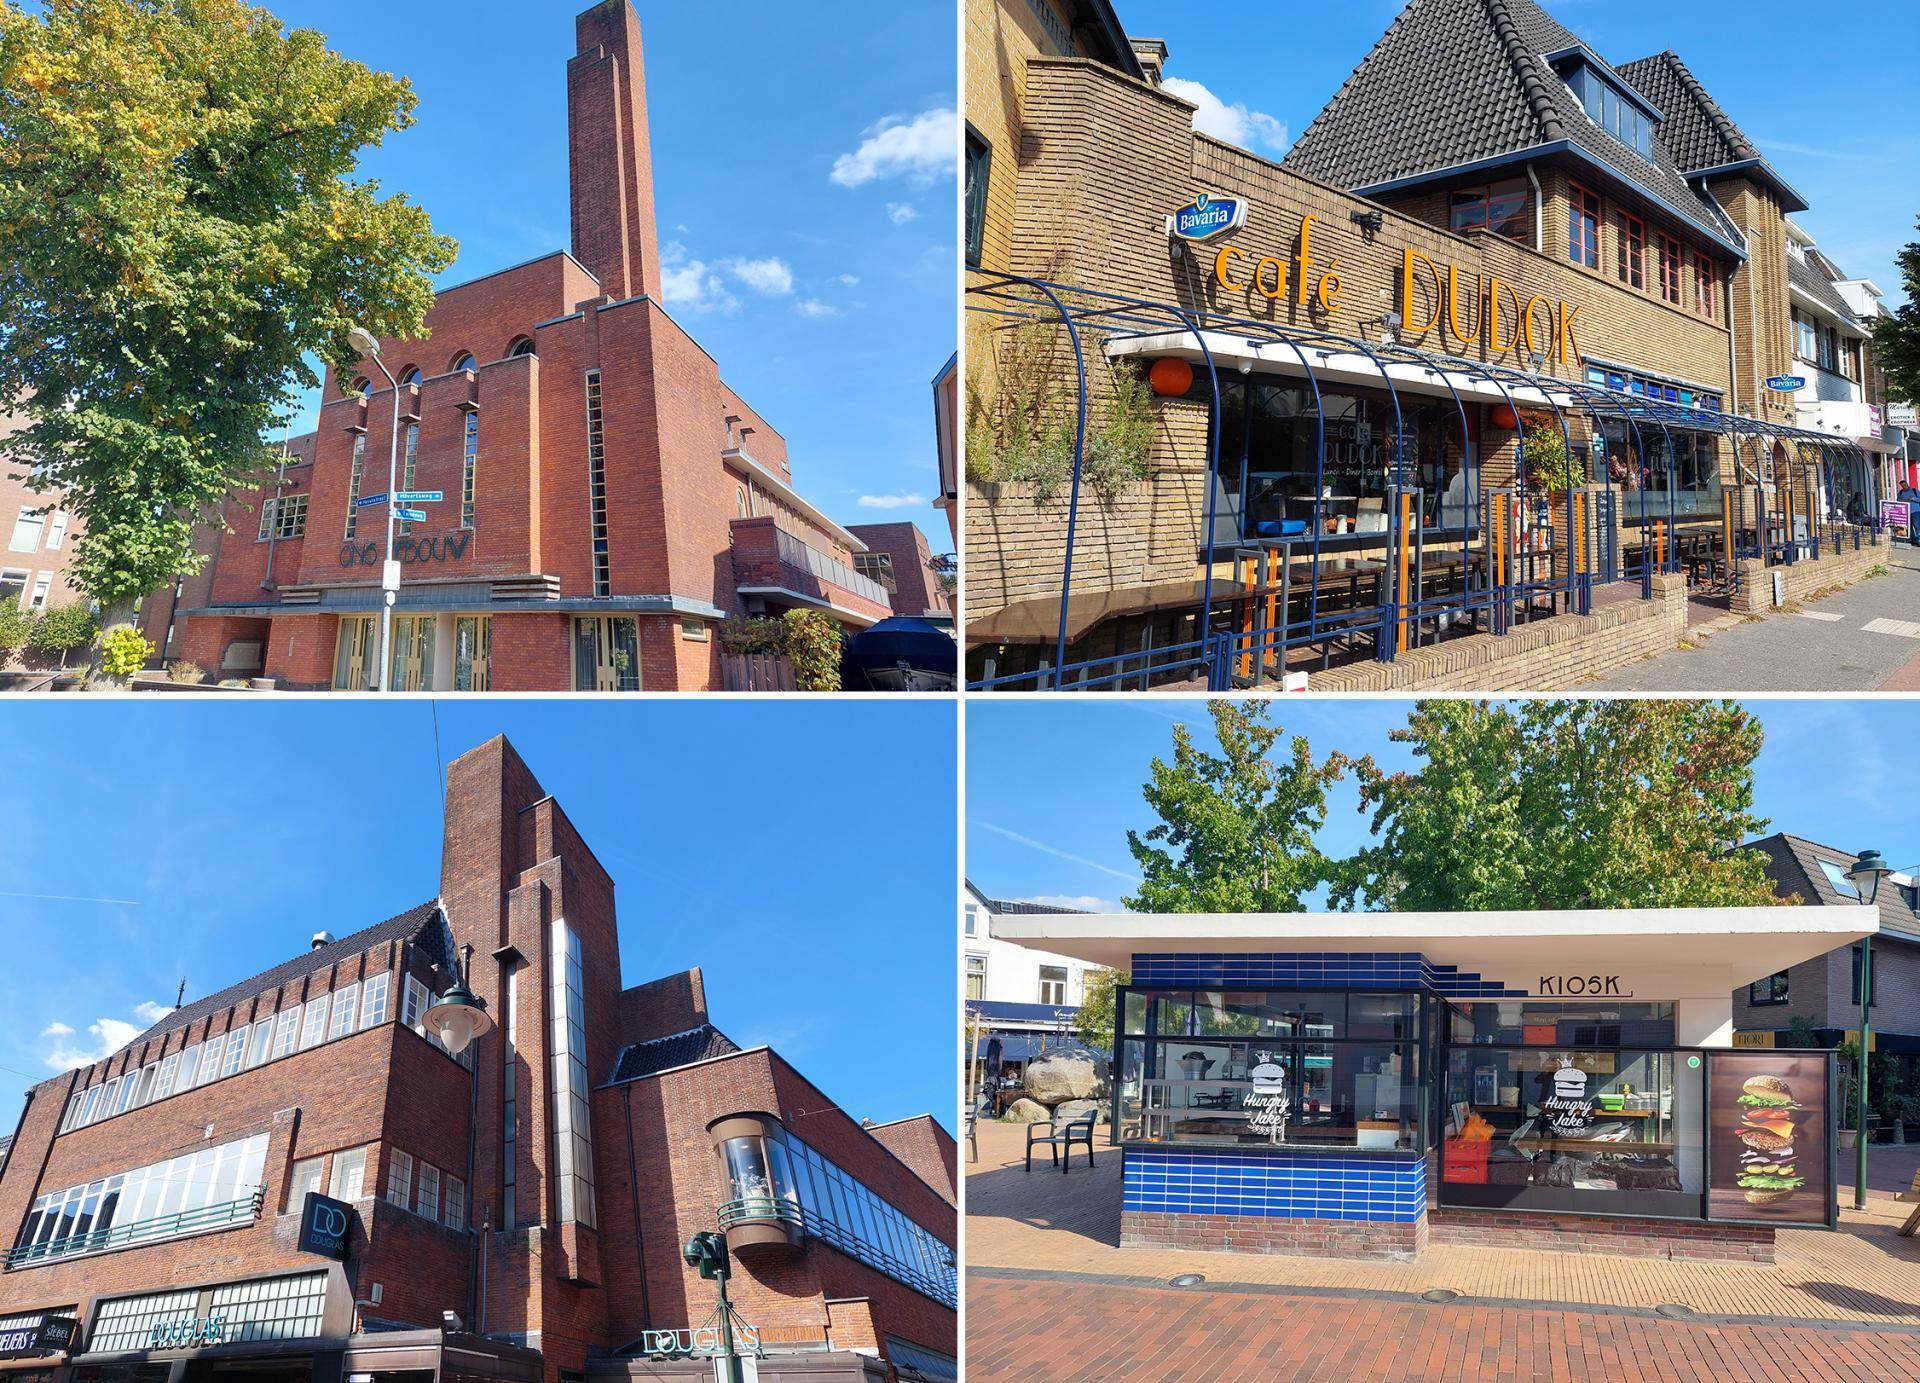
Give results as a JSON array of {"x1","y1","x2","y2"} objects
[
  {"x1": 1149, "y1": 357, "x2": 1194, "y2": 397},
  {"x1": 1490, "y1": 403, "x2": 1519, "y2": 430}
]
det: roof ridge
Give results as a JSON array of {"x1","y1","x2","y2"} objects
[
  {"x1": 1653, "y1": 49, "x2": 1756, "y2": 162},
  {"x1": 1484, "y1": 0, "x2": 1565, "y2": 141}
]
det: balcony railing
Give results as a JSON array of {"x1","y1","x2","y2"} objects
[
  {"x1": 772, "y1": 528, "x2": 889, "y2": 606},
  {"x1": 5, "y1": 1188, "x2": 264, "y2": 1270},
  {"x1": 716, "y1": 1196, "x2": 804, "y2": 1232}
]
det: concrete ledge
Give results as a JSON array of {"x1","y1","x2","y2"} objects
[{"x1": 1429, "y1": 1209, "x2": 1775, "y2": 1264}]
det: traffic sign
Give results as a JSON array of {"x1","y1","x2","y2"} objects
[
  {"x1": 395, "y1": 490, "x2": 443, "y2": 503},
  {"x1": 394, "y1": 507, "x2": 428, "y2": 522},
  {"x1": 356, "y1": 493, "x2": 388, "y2": 509}
]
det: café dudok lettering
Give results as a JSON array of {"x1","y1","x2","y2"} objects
[{"x1": 1194, "y1": 200, "x2": 1588, "y2": 369}]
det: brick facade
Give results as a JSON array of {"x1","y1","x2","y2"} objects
[
  {"x1": 0, "y1": 734, "x2": 953, "y2": 1383},
  {"x1": 1120, "y1": 1209, "x2": 1430, "y2": 1262},
  {"x1": 1, "y1": 407, "x2": 84, "y2": 676},
  {"x1": 845, "y1": 524, "x2": 953, "y2": 621},
  {"x1": 1428, "y1": 1210, "x2": 1775, "y2": 1264},
  {"x1": 162, "y1": 1, "x2": 883, "y2": 692}
]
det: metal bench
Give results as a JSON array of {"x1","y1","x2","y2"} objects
[{"x1": 1025, "y1": 1113, "x2": 1095, "y2": 1174}]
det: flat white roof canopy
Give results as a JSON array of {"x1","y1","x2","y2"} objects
[{"x1": 992, "y1": 905, "x2": 1878, "y2": 1001}]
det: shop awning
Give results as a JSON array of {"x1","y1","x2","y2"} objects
[
  {"x1": 1855, "y1": 435, "x2": 1902, "y2": 456},
  {"x1": 991, "y1": 905, "x2": 1878, "y2": 998}
]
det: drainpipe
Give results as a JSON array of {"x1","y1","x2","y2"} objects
[
  {"x1": 1526, "y1": 164, "x2": 1544, "y2": 253},
  {"x1": 620, "y1": 1081, "x2": 654, "y2": 1329}
]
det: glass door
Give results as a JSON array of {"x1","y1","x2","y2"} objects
[
  {"x1": 454, "y1": 616, "x2": 491, "y2": 692},
  {"x1": 333, "y1": 617, "x2": 375, "y2": 691},
  {"x1": 573, "y1": 616, "x2": 640, "y2": 692},
  {"x1": 388, "y1": 615, "x2": 437, "y2": 692}
]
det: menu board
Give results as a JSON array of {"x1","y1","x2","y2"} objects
[{"x1": 1706, "y1": 1050, "x2": 1831, "y2": 1226}]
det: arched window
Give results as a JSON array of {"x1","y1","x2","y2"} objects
[
  {"x1": 349, "y1": 377, "x2": 371, "y2": 398},
  {"x1": 451, "y1": 352, "x2": 476, "y2": 374},
  {"x1": 736, "y1": 489, "x2": 747, "y2": 518},
  {"x1": 508, "y1": 337, "x2": 536, "y2": 358},
  {"x1": 400, "y1": 366, "x2": 422, "y2": 387}
]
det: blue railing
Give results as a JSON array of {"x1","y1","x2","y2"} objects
[{"x1": 6, "y1": 1189, "x2": 263, "y2": 1270}]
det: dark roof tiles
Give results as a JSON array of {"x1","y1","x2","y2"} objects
[
  {"x1": 1789, "y1": 252, "x2": 1860, "y2": 324},
  {"x1": 1746, "y1": 833, "x2": 1920, "y2": 945},
  {"x1": 610, "y1": 1023, "x2": 741, "y2": 1082}
]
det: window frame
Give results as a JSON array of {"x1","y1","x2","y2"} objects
[
  {"x1": 385, "y1": 1149, "x2": 414, "y2": 1208},
  {"x1": 1657, "y1": 234, "x2": 1683, "y2": 306},
  {"x1": 361, "y1": 972, "x2": 391, "y2": 1028},
  {"x1": 1747, "y1": 971, "x2": 1791, "y2": 1005},
  {"x1": 1617, "y1": 211, "x2": 1645, "y2": 291},
  {"x1": 299, "y1": 993, "x2": 331, "y2": 1050},
  {"x1": 416, "y1": 1162, "x2": 440, "y2": 1221},
  {"x1": 328, "y1": 983, "x2": 361, "y2": 1040},
  {"x1": 1692, "y1": 250, "x2": 1716, "y2": 318},
  {"x1": 9, "y1": 508, "x2": 45, "y2": 554},
  {"x1": 330, "y1": 1147, "x2": 368, "y2": 1201},
  {"x1": 1567, "y1": 182, "x2": 1602, "y2": 270},
  {"x1": 964, "y1": 124, "x2": 991, "y2": 268}
]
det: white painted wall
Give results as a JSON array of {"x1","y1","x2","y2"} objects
[{"x1": 964, "y1": 882, "x2": 1107, "y2": 1009}]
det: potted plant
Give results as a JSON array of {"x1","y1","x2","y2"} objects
[{"x1": 1838, "y1": 1038, "x2": 1861, "y2": 1149}]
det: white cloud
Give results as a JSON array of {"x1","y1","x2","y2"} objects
[
  {"x1": 837, "y1": 274, "x2": 861, "y2": 287},
  {"x1": 133, "y1": 1000, "x2": 171, "y2": 1024},
  {"x1": 830, "y1": 107, "x2": 958, "y2": 188},
  {"x1": 1161, "y1": 77, "x2": 1288, "y2": 153},
  {"x1": 40, "y1": 1021, "x2": 73, "y2": 1037},
  {"x1": 44, "y1": 1016, "x2": 141, "y2": 1072},
  {"x1": 857, "y1": 493, "x2": 928, "y2": 509},
  {"x1": 886, "y1": 202, "x2": 921, "y2": 225},
  {"x1": 724, "y1": 257, "x2": 794, "y2": 296},
  {"x1": 659, "y1": 241, "x2": 738, "y2": 313},
  {"x1": 795, "y1": 298, "x2": 838, "y2": 318}
]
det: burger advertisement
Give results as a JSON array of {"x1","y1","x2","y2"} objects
[{"x1": 1706, "y1": 1051, "x2": 1833, "y2": 1226}]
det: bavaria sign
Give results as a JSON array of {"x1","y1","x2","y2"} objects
[
  {"x1": 1765, "y1": 375, "x2": 1806, "y2": 391},
  {"x1": 1167, "y1": 192, "x2": 1248, "y2": 242}
]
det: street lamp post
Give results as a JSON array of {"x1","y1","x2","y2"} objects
[
  {"x1": 1844, "y1": 849, "x2": 1891, "y2": 1211},
  {"x1": 347, "y1": 327, "x2": 404, "y2": 692}
]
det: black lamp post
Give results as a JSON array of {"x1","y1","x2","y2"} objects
[{"x1": 1844, "y1": 849, "x2": 1890, "y2": 1210}]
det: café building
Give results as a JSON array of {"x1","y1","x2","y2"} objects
[
  {"x1": 990, "y1": 904, "x2": 1874, "y2": 1261},
  {"x1": 963, "y1": 0, "x2": 1886, "y2": 691},
  {"x1": 0, "y1": 737, "x2": 956, "y2": 1383},
  {"x1": 165, "y1": 1, "x2": 891, "y2": 692}
]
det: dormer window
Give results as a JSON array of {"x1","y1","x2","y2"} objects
[{"x1": 1559, "y1": 60, "x2": 1654, "y2": 161}]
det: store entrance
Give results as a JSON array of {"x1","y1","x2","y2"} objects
[{"x1": 189, "y1": 1359, "x2": 313, "y2": 1383}]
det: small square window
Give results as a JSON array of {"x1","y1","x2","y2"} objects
[{"x1": 679, "y1": 617, "x2": 709, "y2": 642}]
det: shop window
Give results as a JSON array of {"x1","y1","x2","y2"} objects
[
  {"x1": 965, "y1": 955, "x2": 985, "y2": 1001},
  {"x1": 329, "y1": 1147, "x2": 367, "y2": 1200},
  {"x1": 1619, "y1": 426, "x2": 1721, "y2": 521},
  {"x1": 1693, "y1": 251, "x2": 1716, "y2": 318},
  {"x1": 1851, "y1": 947, "x2": 1877, "y2": 1006},
  {"x1": 964, "y1": 125, "x2": 990, "y2": 268},
  {"x1": 573, "y1": 615, "x2": 640, "y2": 692},
  {"x1": 385, "y1": 1149, "x2": 413, "y2": 1208},
  {"x1": 1617, "y1": 212, "x2": 1644, "y2": 290},
  {"x1": 1448, "y1": 178, "x2": 1531, "y2": 242},
  {"x1": 1658, "y1": 235, "x2": 1682, "y2": 306},
  {"x1": 1567, "y1": 183, "x2": 1600, "y2": 270},
  {"x1": 10, "y1": 508, "x2": 45, "y2": 552},
  {"x1": 1749, "y1": 971, "x2": 1790, "y2": 1005},
  {"x1": 455, "y1": 616, "x2": 491, "y2": 692},
  {"x1": 287, "y1": 1158, "x2": 324, "y2": 1210}
]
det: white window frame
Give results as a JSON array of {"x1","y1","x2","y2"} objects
[
  {"x1": 360, "y1": 972, "x2": 391, "y2": 1028},
  {"x1": 46, "y1": 511, "x2": 66, "y2": 549},
  {"x1": 132, "y1": 1062, "x2": 160, "y2": 1107},
  {"x1": 196, "y1": 1033, "x2": 227, "y2": 1086},
  {"x1": 328, "y1": 983, "x2": 360, "y2": 1040},
  {"x1": 274, "y1": 1006, "x2": 302, "y2": 1059},
  {"x1": 416, "y1": 1162, "x2": 440, "y2": 1221},
  {"x1": 176, "y1": 1044, "x2": 201, "y2": 1092},
  {"x1": 221, "y1": 1026, "x2": 248, "y2": 1078},
  {"x1": 299, "y1": 993, "x2": 331, "y2": 1050},
  {"x1": 154, "y1": 1051, "x2": 180, "y2": 1100},
  {"x1": 113, "y1": 1072, "x2": 137, "y2": 1115},
  {"x1": 247, "y1": 1019, "x2": 275, "y2": 1067},
  {"x1": 385, "y1": 1149, "x2": 413, "y2": 1208},
  {"x1": 9, "y1": 508, "x2": 45, "y2": 553},
  {"x1": 27, "y1": 573, "x2": 52, "y2": 610},
  {"x1": 0, "y1": 567, "x2": 29, "y2": 610},
  {"x1": 330, "y1": 1147, "x2": 367, "y2": 1201},
  {"x1": 288, "y1": 1157, "x2": 325, "y2": 1208}
]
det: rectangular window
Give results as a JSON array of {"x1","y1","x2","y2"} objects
[
  {"x1": 416, "y1": 1163, "x2": 440, "y2": 1221},
  {"x1": 964, "y1": 125, "x2": 990, "y2": 267},
  {"x1": 113, "y1": 1071, "x2": 138, "y2": 1115},
  {"x1": 1567, "y1": 183, "x2": 1600, "y2": 269},
  {"x1": 299, "y1": 994, "x2": 331, "y2": 1050},
  {"x1": 46, "y1": 512, "x2": 67, "y2": 549},
  {"x1": 132, "y1": 1062, "x2": 159, "y2": 1108},
  {"x1": 444, "y1": 1174, "x2": 466, "y2": 1230},
  {"x1": 221, "y1": 1027, "x2": 248, "y2": 1078},
  {"x1": 1693, "y1": 251, "x2": 1716, "y2": 318},
  {"x1": 1448, "y1": 178, "x2": 1531, "y2": 243},
  {"x1": 344, "y1": 434, "x2": 367, "y2": 538},
  {"x1": 175, "y1": 1044, "x2": 201, "y2": 1092},
  {"x1": 584, "y1": 371, "x2": 610, "y2": 597},
  {"x1": 330, "y1": 1147, "x2": 367, "y2": 1200},
  {"x1": 9, "y1": 509, "x2": 45, "y2": 553},
  {"x1": 196, "y1": 1033, "x2": 227, "y2": 1086},
  {"x1": 274, "y1": 1007, "x2": 301, "y2": 1059},
  {"x1": 965, "y1": 955, "x2": 985, "y2": 1002},
  {"x1": 1852, "y1": 947, "x2": 1877, "y2": 1006},
  {"x1": 1658, "y1": 235, "x2": 1683, "y2": 305},
  {"x1": 61, "y1": 1089, "x2": 85, "y2": 1132},
  {"x1": 26, "y1": 573, "x2": 51, "y2": 610},
  {"x1": 154, "y1": 1051, "x2": 180, "y2": 1100},
  {"x1": 853, "y1": 551, "x2": 898, "y2": 590},
  {"x1": 549, "y1": 920, "x2": 597, "y2": 1227},
  {"x1": 397, "y1": 424, "x2": 420, "y2": 534},
  {"x1": 1795, "y1": 310, "x2": 1818, "y2": 361},
  {"x1": 678, "y1": 616, "x2": 708, "y2": 642},
  {"x1": 247, "y1": 1019, "x2": 275, "y2": 1067},
  {"x1": 258, "y1": 494, "x2": 307, "y2": 541},
  {"x1": 328, "y1": 983, "x2": 360, "y2": 1039},
  {"x1": 1748, "y1": 971, "x2": 1790, "y2": 1004},
  {"x1": 462, "y1": 412, "x2": 479, "y2": 528},
  {"x1": 1038, "y1": 966, "x2": 1068, "y2": 1006},
  {"x1": 501, "y1": 963, "x2": 520, "y2": 1228},
  {"x1": 1617, "y1": 212, "x2": 1644, "y2": 290},
  {"x1": 287, "y1": 1158, "x2": 324, "y2": 1210},
  {"x1": 385, "y1": 1150, "x2": 413, "y2": 1208},
  {"x1": 402, "y1": 973, "x2": 430, "y2": 1033},
  {"x1": 1, "y1": 569, "x2": 28, "y2": 608},
  {"x1": 360, "y1": 972, "x2": 391, "y2": 1028}
]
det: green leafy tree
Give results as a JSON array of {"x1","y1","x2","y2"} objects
[
  {"x1": 98, "y1": 623, "x2": 154, "y2": 681},
  {"x1": 1124, "y1": 700, "x2": 1341, "y2": 914},
  {"x1": 0, "y1": 0, "x2": 457, "y2": 639},
  {"x1": 1330, "y1": 700, "x2": 1782, "y2": 912},
  {"x1": 1871, "y1": 217, "x2": 1920, "y2": 409},
  {"x1": 0, "y1": 601, "x2": 30, "y2": 655},
  {"x1": 1075, "y1": 966, "x2": 1129, "y2": 1055},
  {"x1": 25, "y1": 601, "x2": 97, "y2": 667}
]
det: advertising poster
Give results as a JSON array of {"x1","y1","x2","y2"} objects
[{"x1": 1706, "y1": 1050, "x2": 1832, "y2": 1226}]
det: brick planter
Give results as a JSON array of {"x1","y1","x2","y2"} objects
[
  {"x1": 1730, "y1": 529, "x2": 1889, "y2": 614},
  {"x1": 1429, "y1": 1209, "x2": 1775, "y2": 1263}
]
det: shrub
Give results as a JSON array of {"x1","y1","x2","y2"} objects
[
  {"x1": 0, "y1": 602, "x2": 30, "y2": 653},
  {"x1": 719, "y1": 615, "x2": 787, "y2": 656},
  {"x1": 99, "y1": 624, "x2": 155, "y2": 681},
  {"x1": 782, "y1": 609, "x2": 843, "y2": 691},
  {"x1": 26, "y1": 601, "x2": 97, "y2": 665},
  {"x1": 168, "y1": 660, "x2": 207, "y2": 685},
  {"x1": 1522, "y1": 421, "x2": 1575, "y2": 494},
  {"x1": 967, "y1": 323, "x2": 1153, "y2": 502}
]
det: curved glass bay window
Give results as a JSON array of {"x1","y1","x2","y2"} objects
[
  {"x1": 709, "y1": 1113, "x2": 803, "y2": 1253},
  {"x1": 1115, "y1": 990, "x2": 1422, "y2": 1151},
  {"x1": 1210, "y1": 379, "x2": 1476, "y2": 548}
]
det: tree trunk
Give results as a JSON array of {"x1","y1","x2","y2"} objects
[{"x1": 86, "y1": 597, "x2": 140, "y2": 684}]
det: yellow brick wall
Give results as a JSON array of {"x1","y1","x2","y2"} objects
[{"x1": 1712, "y1": 176, "x2": 1796, "y2": 424}]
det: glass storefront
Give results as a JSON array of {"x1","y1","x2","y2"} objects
[
  {"x1": 1593, "y1": 421, "x2": 1722, "y2": 522},
  {"x1": 1115, "y1": 990, "x2": 1422, "y2": 1151}
]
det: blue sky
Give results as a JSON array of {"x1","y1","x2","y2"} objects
[
  {"x1": 0, "y1": 700, "x2": 956, "y2": 1133},
  {"x1": 263, "y1": 0, "x2": 956, "y2": 548},
  {"x1": 1123, "y1": 0, "x2": 1920, "y2": 308},
  {"x1": 967, "y1": 698, "x2": 1920, "y2": 912}
]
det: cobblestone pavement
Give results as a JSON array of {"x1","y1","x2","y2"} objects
[{"x1": 1586, "y1": 543, "x2": 1920, "y2": 691}]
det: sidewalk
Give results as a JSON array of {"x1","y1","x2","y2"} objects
[
  {"x1": 1585, "y1": 543, "x2": 1920, "y2": 691},
  {"x1": 965, "y1": 1121, "x2": 1920, "y2": 1379}
]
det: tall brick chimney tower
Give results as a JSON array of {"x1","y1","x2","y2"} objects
[{"x1": 567, "y1": 0, "x2": 662, "y2": 302}]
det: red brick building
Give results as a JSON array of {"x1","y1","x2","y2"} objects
[
  {"x1": 0, "y1": 736, "x2": 956, "y2": 1383},
  {"x1": 844, "y1": 526, "x2": 953, "y2": 625},
  {"x1": 167, "y1": 0, "x2": 892, "y2": 692},
  {"x1": 2, "y1": 408, "x2": 82, "y2": 672}
]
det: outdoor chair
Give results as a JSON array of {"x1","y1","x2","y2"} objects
[{"x1": 1025, "y1": 1113, "x2": 1095, "y2": 1174}]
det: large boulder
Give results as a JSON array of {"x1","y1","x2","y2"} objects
[
  {"x1": 1024, "y1": 1056, "x2": 1097, "y2": 1105},
  {"x1": 1004, "y1": 1097, "x2": 1053, "y2": 1123},
  {"x1": 1052, "y1": 1099, "x2": 1100, "y2": 1124}
]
